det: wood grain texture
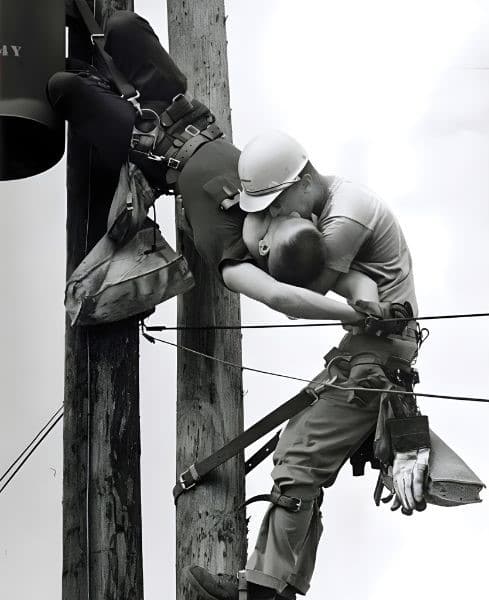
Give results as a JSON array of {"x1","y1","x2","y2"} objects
[
  {"x1": 64, "y1": 2, "x2": 143, "y2": 599},
  {"x1": 167, "y1": 2, "x2": 247, "y2": 599}
]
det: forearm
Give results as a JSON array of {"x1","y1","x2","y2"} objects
[
  {"x1": 222, "y1": 262, "x2": 362, "y2": 323},
  {"x1": 271, "y1": 285, "x2": 361, "y2": 322},
  {"x1": 333, "y1": 269, "x2": 379, "y2": 303}
]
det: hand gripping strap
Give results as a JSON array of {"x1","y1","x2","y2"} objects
[{"x1": 173, "y1": 388, "x2": 317, "y2": 504}]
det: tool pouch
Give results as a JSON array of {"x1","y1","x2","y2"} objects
[
  {"x1": 381, "y1": 430, "x2": 485, "y2": 507},
  {"x1": 66, "y1": 163, "x2": 194, "y2": 326},
  {"x1": 65, "y1": 224, "x2": 194, "y2": 326},
  {"x1": 203, "y1": 174, "x2": 241, "y2": 211},
  {"x1": 107, "y1": 161, "x2": 157, "y2": 246}
]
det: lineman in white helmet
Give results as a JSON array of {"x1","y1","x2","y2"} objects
[{"x1": 187, "y1": 130, "x2": 432, "y2": 600}]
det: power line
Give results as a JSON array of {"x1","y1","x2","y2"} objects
[
  {"x1": 0, "y1": 405, "x2": 64, "y2": 485},
  {"x1": 4, "y1": 312, "x2": 488, "y2": 497},
  {"x1": 143, "y1": 332, "x2": 489, "y2": 404},
  {"x1": 144, "y1": 311, "x2": 489, "y2": 332},
  {"x1": 0, "y1": 408, "x2": 64, "y2": 496}
]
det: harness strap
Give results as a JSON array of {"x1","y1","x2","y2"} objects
[
  {"x1": 165, "y1": 123, "x2": 223, "y2": 189},
  {"x1": 245, "y1": 430, "x2": 281, "y2": 474},
  {"x1": 174, "y1": 333, "x2": 423, "y2": 505},
  {"x1": 159, "y1": 93, "x2": 195, "y2": 127},
  {"x1": 73, "y1": 0, "x2": 140, "y2": 108},
  {"x1": 173, "y1": 388, "x2": 318, "y2": 504},
  {"x1": 241, "y1": 489, "x2": 313, "y2": 512}
]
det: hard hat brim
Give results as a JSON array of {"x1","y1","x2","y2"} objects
[{"x1": 239, "y1": 188, "x2": 283, "y2": 213}]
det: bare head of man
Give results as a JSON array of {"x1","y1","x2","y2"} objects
[{"x1": 258, "y1": 216, "x2": 327, "y2": 288}]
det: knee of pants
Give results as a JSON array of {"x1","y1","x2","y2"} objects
[
  {"x1": 273, "y1": 483, "x2": 323, "y2": 505},
  {"x1": 105, "y1": 10, "x2": 140, "y2": 38},
  {"x1": 46, "y1": 72, "x2": 81, "y2": 108}
]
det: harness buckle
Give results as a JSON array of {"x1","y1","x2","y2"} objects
[
  {"x1": 90, "y1": 33, "x2": 105, "y2": 46},
  {"x1": 125, "y1": 90, "x2": 142, "y2": 115},
  {"x1": 179, "y1": 464, "x2": 199, "y2": 491},
  {"x1": 289, "y1": 497, "x2": 302, "y2": 512},
  {"x1": 168, "y1": 157, "x2": 181, "y2": 169},
  {"x1": 147, "y1": 152, "x2": 164, "y2": 162},
  {"x1": 185, "y1": 124, "x2": 200, "y2": 137}
]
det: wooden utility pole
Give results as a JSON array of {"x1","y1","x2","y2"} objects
[
  {"x1": 167, "y1": 2, "x2": 247, "y2": 599},
  {"x1": 63, "y1": 2, "x2": 144, "y2": 600}
]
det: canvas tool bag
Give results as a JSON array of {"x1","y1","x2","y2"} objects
[
  {"x1": 65, "y1": 163, "x2": 194, "y2": 326},
  {"x1": 106, "y1": 160, "x2": 156, "y2": 246}
]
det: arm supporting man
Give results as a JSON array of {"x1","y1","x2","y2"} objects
[{"x1": 222, "y1": 262, "x2": 363, "y2": 323}]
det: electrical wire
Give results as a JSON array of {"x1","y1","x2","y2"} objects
[
  {"x1": 3, "y1": 310, "x2": 487, "y2": 497},
  {"x1": 144, "y1": 311, "x2": 489, "y2": 332},
  {"x1": 0, "y1": 410, "x2": 64, "y2": 496},
  {"x1": 0, "y1": 405, "x2": 64, "y2": 485},
  {"x1": 143, "y1": 332, "x2": 489, "y2": 405}
]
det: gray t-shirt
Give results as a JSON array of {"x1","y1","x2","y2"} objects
[{"x1": 318, "y1": 177, "x2": 418, "y2": 314}]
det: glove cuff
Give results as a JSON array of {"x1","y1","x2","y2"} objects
[{"x1": 387, "y1": 415, "x2": 431, "y2": 453}]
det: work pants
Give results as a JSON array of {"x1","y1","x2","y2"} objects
[
  {"x1": 49, "y1": 10, "x2": 246, "y2": 284},
  {"x1": 47, "y1": 11, "x2": 186, "y2": 180},
  {"x1": 246, "y1": 334, "x2": 387, "y2": 598}
]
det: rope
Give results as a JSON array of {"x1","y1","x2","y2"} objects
[
  {"x1": 144, "y1": 311, "x2": 489, "y2": 332},
  {"x1": 143, "y1": 332, "x2": 489, "y2": 404}
]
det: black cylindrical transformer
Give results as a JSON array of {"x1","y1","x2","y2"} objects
[{"x1": 0, "y1": 0, "x2": 65, "y2": 180}]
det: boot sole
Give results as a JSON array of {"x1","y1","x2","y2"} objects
[{"x1": 184, "y1": 566, "x2": 232, "y2": 600}]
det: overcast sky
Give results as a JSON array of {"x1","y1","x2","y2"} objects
[{"x1": 1, "y1": 1, "x2": 488, "y2": 599}]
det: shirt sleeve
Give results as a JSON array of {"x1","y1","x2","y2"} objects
[{"x1": 321, "y1": 217, "x2": 371, "y2": 273}]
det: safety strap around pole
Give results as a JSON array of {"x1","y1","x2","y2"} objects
[
  {"x1": 73, "y1": 0, "x2": 140, "y2": 108},
  {"x1": 245, "y1": 430, "x2": 281, "y2": 474},
  {"x1": 173, "y1": 389, "x2": 318, "y2": 503}
]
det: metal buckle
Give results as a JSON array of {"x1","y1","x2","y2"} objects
[
  {"x1": 305, "y1": 386, "x2": 321, "y2": 404},
  {"x1": 90, "y1": 33, "x2": 105, "y2": 46},
  {"x1": 289, "y1": 497, "x2": 302, "y2": 512},
  {"x1": 131, "y1": 132, "x2": 157, "y2": 151},
  {"x1": 185, "y1": 124, "x2": 200, "y2": 137},
  {"x1": 179, "y1": 466, "x2": 198, "y2": 491},
  {"x1": 147, "y1": 152, "x2": 164, "y2": 162},
  {"x1": 179, "y1": 475, "x2": 196, "y2": 491},
  {"x1": 124, "y1": 91, "x2": 142, "y2": 115},
  {"x1": 168, "y1": 157, "x2": 181, "y2": 169}
]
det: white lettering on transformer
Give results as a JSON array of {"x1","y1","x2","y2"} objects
[{"x1": 0, "y1": 45, "x2": 22, "y2": 56}]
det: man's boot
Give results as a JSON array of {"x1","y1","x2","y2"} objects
[{"x1": 185, "y1": 565, "x2": 286, "y2": 600}]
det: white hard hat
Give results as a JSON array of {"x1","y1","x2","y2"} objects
[{"x1": 238, "y1": 130, "x2": 309, "y2": 213}]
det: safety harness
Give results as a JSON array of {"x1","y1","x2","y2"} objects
[
  {"x1": 73, "y1": 0, "x2": 223, "y2": 195},
  {"x1": 128, "y1": 96, "x2": 223, "y2": 193},
  {"x1": 173, "y1": 323, "x2": 424, "y2": 511}
]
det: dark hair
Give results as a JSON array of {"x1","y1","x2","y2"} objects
[{"x1": 268, "y1": 223, "x2": 327, "y2": 287}]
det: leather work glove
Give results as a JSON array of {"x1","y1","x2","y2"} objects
[
  {"x1": 352, "y1": 300, "x2": 414, "y2": 336},
  {"x1": 383, "y1": 415, "x2": 431, "y2": 514},
  {"x1": 389, "y1": 448, "x2": 430, "y2": 514}
]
